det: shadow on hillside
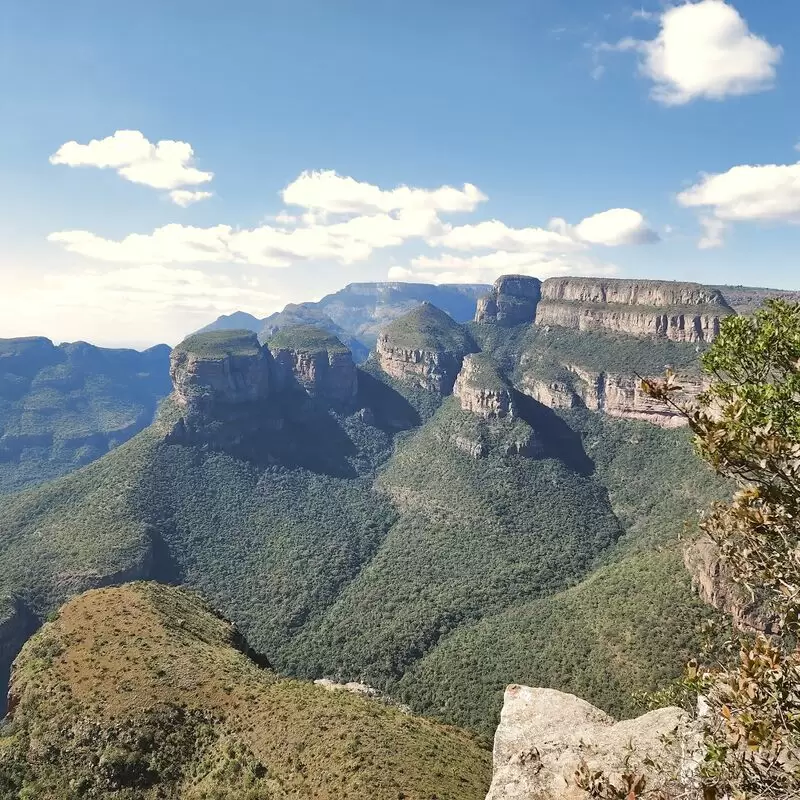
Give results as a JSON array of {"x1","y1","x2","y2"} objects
[
  {"x1": 356, "y1": 371, "x2": 421, "y2": 432},
  {"x1": 512, "y1": 392, "x2": 595, "y2": 476}
]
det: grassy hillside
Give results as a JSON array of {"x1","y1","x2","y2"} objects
[
  {"x1": 0, "y1": 582, "x2": 490, "y2": 799},
  {"x1": 379, "y1": 303, "x2": 477, "y2": 352},
  {"x1": 0, "y1": 337, "x2": 171, "y2": 493},
  {"x1": 266, "y1": 325, "x2": 350, "y2": 355}
]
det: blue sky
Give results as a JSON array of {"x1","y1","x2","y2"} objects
[{"x1": 1, "y1": 0, "x2": 799, "y2": 346}]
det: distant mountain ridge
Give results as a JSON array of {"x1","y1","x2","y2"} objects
[
  {"x1": 196, "y1": 280, "x2": 490, "y2": 361},
  {"x1": 0, "y1": 336, "x2": 171, "y2": 493}
]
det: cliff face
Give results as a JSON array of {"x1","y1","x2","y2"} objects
[
  {"x1": 684, "y1": 536, "x2": 776, "y2": 634},
  {"x1": 535, "y1": 277, "x2": 733, "y2": 342},
  {"x1": 521, "y1": 361, "x2": 705, "y2": 428},
  {"x1": 475, "y1": 275, "x2": 542, "y2": 325},
  {"x1": 376, "y1": 303, "x2": 476, "y2": 394},
  {"x1": 0, "y1": 599, "x2": 39, "y2": 716},
  {"x1": 454, "y1": 354, "x2": 514, "y2": 419},
  {"x1": 485, "y1": 685, "x2": 698, "y2": 800}
]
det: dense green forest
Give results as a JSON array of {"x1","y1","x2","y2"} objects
[{"x1": 0, "y1": 317, "x2": 725, "y2": 736}]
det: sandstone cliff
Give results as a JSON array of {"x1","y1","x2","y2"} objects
[
  {"x1": 267, "y1": 325, "x2": 358, "y2": 408},
  {"x1": 167, "y1": 329, "x2": 279, "y2": 446},
  {"x1": 454, "y1": 353, "x2": 515, "y2": 419},
  {"x1": 535, "y1": 277, "x2": 734, "y2": 342},
  {"x1": 521, "y1": 363, "x2": 706, "y2": 428},
  {"x1": 684, "y1": 536, "x2": 776, "y2": 634},
  {"x1": 485, "y1": 685, "x2": 699, "y2": 800},
  {"x1": 376, "y1": 302, "x2": 476, "y2": 394},
  {"x1": 475, "y1": 275, "x2": 542, "y2": 325}
]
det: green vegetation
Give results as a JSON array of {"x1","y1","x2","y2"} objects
[
  {"x1": 645, "y1": 300, "x2": 800, "y2": 798},
  {"x1": 173, "y1": 330, "x2": 262, "y2": 360},
  {"x1": 266, "y1": 325, "x2": 350, "y2": 355},
  {"x1": 380, "y1": 303, "x2": 476, "y2": 353},
  {"x1": 459, "y1": 352, "x2": 508, "y2": 391},
  {"x1": 714, "y1": 284, "x2": 800, "y2": 316},
  {"x1": 0, "y1": 337, "x2": 170, "y2": 493},
  {"x1": 0, "y1": 582, "x2": 491, "y2": 799}
]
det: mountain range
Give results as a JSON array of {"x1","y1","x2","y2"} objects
[{"x1": 0, "y1": 274, "x2": 793, "y2": 798}]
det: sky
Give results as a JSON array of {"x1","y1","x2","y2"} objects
[{"x1": 1, "y1": 0, "x2": 799, "y2": 348}]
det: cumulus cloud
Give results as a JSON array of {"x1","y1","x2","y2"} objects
[
  {"x1": 169, "y1": 189, "x2": 213, "y2": 207},
  {"x1": 50, "y1": 130, "x2": 214, "y2": 196},
  {"x1": 431, "y1": 219, "x2": 579, "y2": 252},
  {"x1": 571, "y1": 208, "x2": 660, "y2": 245},
  {"x1": 281, "y1": 170, "x2": 487, "y2": 214},
  {"x1": 678, "y1": 161, "x2": 800, "y2": 223},
  {"x1": 606, "y1": 1, "x2": 781, "y2": 105}
]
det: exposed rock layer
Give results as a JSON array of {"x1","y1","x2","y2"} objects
[
  {"x1": 522, "y1": 363, "x2": 706, "y2": 428},
  {"x1": 536, "y1": 277, "x2": 733, "y2": 342},
  {"x1": 269, "y1": 345, "x2": 358, "y2": 407},
  {"x1": 475, "y1": 275, "x2": 542, "y2": 325},
  {"x1": 485, "y1": 685, "x2": 698, "y2": 800},
  {"x1": 454, "y1": 354, "x2": 514, "y2": 418}
]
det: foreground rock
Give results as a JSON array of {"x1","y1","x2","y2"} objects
[
  {"x1": 486, "y1": 685, "x2": 698, "y2": 800},
  {"x1": 376, "y1": 302, "x2": 476, "y2": 394},
  {"x1": 536, "y1": 277, "x2": 734, "y2": 342},
  {"x1": 475, "y1": 275, "x2": 542, "y2": 325}
]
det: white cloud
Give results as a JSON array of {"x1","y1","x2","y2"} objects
[
  {"x1": 50, "y1": 129, "x2": 213, "y2": 191},
  {"x1": 571, "y1": 207, "x2": 659, "y2": 245},
  {"x1": 607, "y1": 1, "x2": 781, "y2": 105},
  {"x1": 397, "y1": 251, "x2": 619, "y2": 285},
  {"x1": 698, "y1": 216, "x2": 727, "y2": 249},
  {"x1": 169, "y1": 189, "x2": 213, "y2": 207},
  {"x1": 432, "y1": 219, "x2": 579, "y2": 252},
  {"x1": 281, "y1": 169, "x2": 487, "y2": 214},
  {"x1": 678, "y1": 161, "x2": 800, "y2": 223}
]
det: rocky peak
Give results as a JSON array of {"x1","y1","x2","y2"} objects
[
  {"x1": 485, "y1": 685, "x2": 699, "y2": 799},
  {"x1": 376, "y1": 303, "x2": 476, "y2": 394},
  {"x1": 475, "y1": 275, "x2": 542, "y2": 325},
  {"x1": 454, "y1": 353, "x2": 514, "y2": 418},
  {"x1": 536, "y1": 277, "x2": 734, "y2": 342},
  {"x1": 266, "y1": 324, "x2": 358, "y2": 408}
]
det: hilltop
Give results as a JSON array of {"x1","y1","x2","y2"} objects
[{"x1": 0, "y1": 582, "x2": 490, "y2": 799}]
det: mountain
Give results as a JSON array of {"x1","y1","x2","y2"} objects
[
  {"x1": 0, "y1": 582, "x2": 490, "y2": 799},
  {"x1": 0, "y1": 277, "x2": 729, "y2": 743},
  {"x1": 198, "y1": 280, "x2": 490, "y2": 361},
  {"x1": 0, "y1": 337, "x2": 171, "y2": 494},
  {"x1": 195, "y1": 310, "x2": 264, "y2": 334}
]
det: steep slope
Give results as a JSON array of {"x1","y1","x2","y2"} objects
[
  {"x1": 714, "y1": 284, "x2": 800, "y2": 316},
  {"x1": 0, "y1": 337, "x2": 171, "y2": 493},
  {"x1": 0, "y1": 582, "x2": 490, "y2": 799}
]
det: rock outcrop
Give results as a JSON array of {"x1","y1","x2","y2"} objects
[
  {"x1": 0, "y1": 598, "x2": 39, "y2": 716},
  {"x1": 267, "y1": 325, "x2": 358, "y2": 408},
  {"x1": 684, "y1": 536, "x2": 776, "y2": 634},
  {"x1": 454, "y1": 354, "x2": 515, "y2": 418},
  {"x1": 475, "y1": 275, "x2": 542, "y2": 325},
  {"x1": 376, "y1": 303, "x2": 476, "y2": 394},
  {"x1": 485, "y1": 685, "x2": 699, "y2": 800},
  {"x1": 167, "y1": 330, "x2": 278, "y2": 446},
  {"x1": 535, "y1": 277, "x2": 734, "y2": 342},
  {"x1": 521, "y1": 362, "x2": 706, "y2": 428}
]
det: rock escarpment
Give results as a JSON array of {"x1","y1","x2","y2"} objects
[
  {"x1": 376, "y1": 302, "x2": 476, "y2": 394},
  {"x1": 536, "y1": 277, "x2": 734, "y2": 342},
  {"x1": 267, "y1": 325, "x2": 358, "y2": 408},
  {"x1": 454, "y1": 353, "x2": 515, "y2": 418},
  {"x1": 0, "y1": 598, "x2": 39, "y2": 716},
  {"x1": 475, "y1": 275, "x2": 542, "y2": 325},
  {"x1": 522, "y1": 363, "x2": 706, "y2": 428},
  {"x1": 485, "y1": 685, "x2": 699, "y2": 800},
  {"x1": 684, "y1": 536, "x2": 776, "y2": 634}
]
